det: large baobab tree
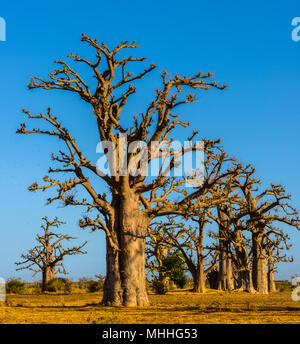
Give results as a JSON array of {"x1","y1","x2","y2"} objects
[
  {"x1": 15, "y1": 217, "x2": 87, "y2": 291},
  {"x1": 17, "y1": 33, "x2": 228, "y2": 306}
]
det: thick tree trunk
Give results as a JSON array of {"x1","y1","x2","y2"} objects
[
  {"x1": 191, "y1": 222, "x2": 206, "y2": 293},
  {"x1": 217, "y1": 209, "x2": 234, "y2": 291},
  {"x1": 268, "y1": 259, "x2": 276, "y2": 293},
  {"x1": 217, "y1": 252, "x2": 234, "y2": 291},
  {"x1": 120, "y1": 225, "x2": 149, "y2": 306},
  {"x1": 226, "y1": 258, "x2": 235, "y2": 290},
  {"x1": 252, "y1": 234, "x2": 268, "y2": 294},
  {"x1": 207, "y1": 268, "x2": 219, "y2": 289},
  {"x1": 101, "y1": 192, "x2": 150, "y2": 307},
  {"x1": 192, "y1": 261, "x2": 206, "y2": 293},
  {"x1": 237, "y1": 269, "x2": 255, "y2": 293},
  {"x1": 42, "y1": 266, "x2": 55, "y2": 291},
  {"x1": 235, "y1": 243, "x2": 255, "y2": 293},
  {"x1": 253, "y1": 256, "x2": 268, "y2": 294},
  {"x1": 101, "y1": 237, "x2": 123, "y2": 306},
  {"x1": 159, "y1": 275, "x2": 170, "y2": 291}
]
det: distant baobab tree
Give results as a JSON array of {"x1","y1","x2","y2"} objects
[{"x1": 15, "y1": 217, "x2": 87, "y2": 291}]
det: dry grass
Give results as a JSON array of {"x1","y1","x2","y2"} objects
[{"x1": 0, "y1": 289, "x2": 300, "y2": 324}]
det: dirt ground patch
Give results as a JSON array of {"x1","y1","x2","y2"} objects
[{"x1": 0, "y1": 290, "x2": 299, "y2": 324}]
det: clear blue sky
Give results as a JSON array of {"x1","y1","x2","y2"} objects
[{"x1": 0, "y1": 0, "x2": 300, "y2": 281}]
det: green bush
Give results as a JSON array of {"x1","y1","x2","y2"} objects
[
  {"x1": 45, "y1": 278, "x2": 72, "y2": 293},
  {"x1": 6, "y1": 279, "x2": 26, "y2": 294},
  {"x1": 160, "y1": 253, "x2": 188, "y2": 289},
  {"x1": 87, "y1": 280, "x2": 104, "y2": 292},
  {"x1": 171, "y1": 269, "x2": 187, "y2": 289},
  {"x1": 151, "y1": 279, "x2": 168, "y2": 295}
]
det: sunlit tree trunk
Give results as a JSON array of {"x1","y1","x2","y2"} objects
[
  {"x1": 192, "y1": 259, "x2": 206, "y2": 293},
  {"x1": 252, "y1": 233, "x2": 268, "y2": 294},
  {"x1": 267, "y1": 254, "x2": 276, "y2": 293},
  {"x1": 102, "y1": 192, "x2": 150, "y2": 306},
  {"x1": 42, "y1": 266, "x2": 55, "y2": 291}
]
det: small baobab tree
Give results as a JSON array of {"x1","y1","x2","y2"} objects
[
  {"x1": 239, "y1": 184, "x2": 299, "y2": 294},
  {"x1": 149, "y1": 216, "x2": 217, "y2": 293},
  {"x1": 146, "y1": 225, "x2": 173, "y2": 285},
  {"x1": 15, "y1": 217, "x2": 87, "y2": 291}
]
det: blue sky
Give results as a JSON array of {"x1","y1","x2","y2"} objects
[{"x1": 0, "y1": 0, "x2": 300, "y2": 281}]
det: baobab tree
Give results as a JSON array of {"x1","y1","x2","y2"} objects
[
  {"x1": 264, "y1": 229, "x2": 293, "y2": 292},
  {"x1": 208, "y1": 202, "x2": 257, "y2": 293},
  {"x1": 235, "y1": 180, "x2": 300, "y2": 294},
  {"x1": 147, "y1": 144, "x2": 248, "y2": 293},
  {"x1": 146, "y1": 225, "x2": 173, "y2": 285},
  {"x1": 17, "y1": 34, "x2": 230, "y2": 306},
  {"x1": 208, "y1": 168, "x2": 300, "y2": 294},
  {"x1": 15, "y1": 217, "x2": 87, "y2": 291},
  {"x1": 211, "y1": 207, "x2": 256, "y2": 293},
  {"x1": 149, "y1": 216, "x2": 218, "y2": 293}
]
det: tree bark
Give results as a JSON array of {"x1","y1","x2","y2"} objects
[
  {"x1": 252, "y1": 233, "x2": 268, "y2": 294},
  {"x1": 120, "y1": 224, "x2": 149, "y2": 306},
  {"x1": 207, "y1": 268, "x2": 219, "y2": 289},
  {"x1": 268, "y1": 258, "x2": 276, "y2": 293},
  {"x1": 42, "y1": 266, "x2": 55, "y2": 291},
  {"x1": 101, "y1": 237, "x2": 123, "y2": 306},
  {"x1": 234, "y1": 239, "x2": 255, "y2": 293},
  {"x1": 217, "y1": 251, "x2": 234, "y2": 291},
  {"x1": 237, "y1": 269, "x2": 255, "y2": 293},
  {"x1": 226, "y1": 258, "x2": 235, "y2": 290},
  {"x1": 101, "y1": 192, "x2": 150, "y2": 306},
  {"x1": 217, "y1": 208, "x2": 234, "y2": 291},
  {"x1": 192, "y1": 260, "x2": 206, "y2": 293}
]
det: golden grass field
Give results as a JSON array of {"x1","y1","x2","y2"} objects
[{"x1": 0, "y1": 290, "x2": 299, "y2": 324}]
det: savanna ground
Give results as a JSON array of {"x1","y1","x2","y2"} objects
[{"x1": 1, "y1": 289, "x2": 299, "y2": 324}]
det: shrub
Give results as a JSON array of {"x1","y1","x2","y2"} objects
[
  {"x1": 78, "y1": 277, "x2": 92, "y2": 290},
  {"x1": 87, "y1": 280, "x2": 103, "y2": 292},
  {"x1": 31, "y1": 282, "x2": 42, "y2": 294},
  {"x1": 25, "y1": 282, "x2": 42, "y2": 294},
  {"x1": 171, "y1": 270, "x2": 187, "y2": 289},
  {"x1": 151, "y1": 279, "x2": 168, "y2": 295},
  {"x1": 6, "y1": 279, "x2": 26, "y2": 294},
  {"x1": 276, "y1": 281, "x2": 292, "y2": 292},
  {"x1": 45, "y1": 278, "x2": 72, "y2": 293},
  {"x1": 160, "y1": 253, "x2": 188, "y2": 289}
]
